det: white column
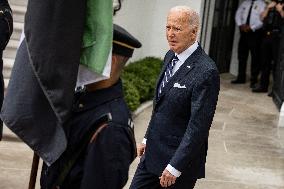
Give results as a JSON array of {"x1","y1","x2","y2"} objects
[{"x1": 278, "y1": 103, "x2": 284, "y2": 127}]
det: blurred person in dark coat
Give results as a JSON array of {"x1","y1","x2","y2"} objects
[
  {"x1": 0, "y1": 0, "x2": 140, "y2": 188},
  {"x1": 1, "y1": 0, "x2": 88, "y2": 165},
  {"x1": 130, "y1": 6, "x2": 220, "y2": 189},
  {"x1": 0, "y1": 0, "x2": 12, "y2": 141}
]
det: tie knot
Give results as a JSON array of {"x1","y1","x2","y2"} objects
[
  {"x1": 171, "y1": 56, "x2": 179, "y2": 67},
  {"x1": 173, "y1": 56, "x2": 179, "y2": 62}
]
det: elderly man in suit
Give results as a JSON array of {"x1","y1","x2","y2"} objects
[{"x1": 130, "y1": 6, "x2": 220, "y2": 189}]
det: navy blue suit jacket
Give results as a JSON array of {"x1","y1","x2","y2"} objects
[{"x1": 144, "y1": 46, "x2": 220, "y2": 180}]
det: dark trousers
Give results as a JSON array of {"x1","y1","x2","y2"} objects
[
  {"x1": 237, "y1": 31, "x2": 262, "y2": 83},
  {"x1": 130, "y1": 157, "x2": 197, "y2": 189},
  {"x1": 259, "y1": 34, "x2": 280, "y2": 90}
]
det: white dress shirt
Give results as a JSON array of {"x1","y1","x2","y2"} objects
[
  {"x1": 173, "y1": 41, "x2": 198, "y2": 75},
  {"x1": 143, "y1": 41, "x2": 199, "y2": 177},
  {"x1": 235, "y1": 0, "x2": 266, "y2": 31}
]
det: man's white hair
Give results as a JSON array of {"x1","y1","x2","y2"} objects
[
  {"x1": 113, "y1": 0, "x2": 123, "y2": 10},
  {"x1": 170, "y1": 6, "x2": 200, "y2": 30}
]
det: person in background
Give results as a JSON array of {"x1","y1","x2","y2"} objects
[
  {"x1": 0, "y1": 0, "x2": 12, "y2": 141},
  {"x1": 231, "y1": 0, "x2": 266, "y2": 88},
  {"x1": 252, "y1": 0, "x2": 284, "y2": 93},
  {"x1": 130, "y1": 6, "x2": 220, "y2": 189},
  {"x1": 40, "y1": 24, "x2": 142, "y2": 189}
]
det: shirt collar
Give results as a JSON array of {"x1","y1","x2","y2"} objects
[{"x1": 175, "y1": 41, "x2": 198, "y2": 63}]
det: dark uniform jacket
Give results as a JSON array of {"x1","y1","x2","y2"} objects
[
  {"x1": 144, "y1": 46, "x2": 220, "y2": 180},
  {"x1": 263, "y1": 6, "x2": 284, "y2": 35},
  {"x1": 40, "y1": 80, "x2": 136, "y2": 189}
]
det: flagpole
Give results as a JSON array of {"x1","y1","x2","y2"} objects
[{"x1": 28, "y1": 153, "x2": 40, "y2": 189}]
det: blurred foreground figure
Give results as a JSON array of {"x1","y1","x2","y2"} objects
[
  {"x1": 40, "y1": 24, "x2": 141, "y2": 189},
  {"x1": 0, "y1": 0, "x2": 12, "y2": 141},
  {"x1": 1, "y1": 0, "x2": 89, "y2": 165},
  {"x1": 1, "y1": 0, "x2": 141, "y2": 188}
]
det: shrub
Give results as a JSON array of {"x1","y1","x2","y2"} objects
[
  {"x1": 121, "y1": 56, "x2": 163, "y2": 110},
  {"x1": 122, "y1": 79, "x2": 140, "y2": 111},
  {"x1": 121, "y1": 72, "x2": 149, "y2": 102}
]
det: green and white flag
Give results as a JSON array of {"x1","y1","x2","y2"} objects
[{"x1": 78, "y1": 0, "x2": 113, "y2": 86}]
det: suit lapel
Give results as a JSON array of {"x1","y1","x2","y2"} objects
[
  {"x1": 155, "y1": 47, "x2": 202, "y2": 105},
  {"x1": 154, "y1": 51, "x2": 175, "y2": 103}
]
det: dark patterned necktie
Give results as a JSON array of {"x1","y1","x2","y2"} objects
[
  {"x1": 246, "y1": 0, "x2": 255, "y2": 25},
  {"x1": 158, "y1": 55, "x2": 179, "y2": 96}
]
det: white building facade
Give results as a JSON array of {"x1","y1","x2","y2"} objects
[{"x1": 114, "y1": 0, "x2": 206, "y2": 61}]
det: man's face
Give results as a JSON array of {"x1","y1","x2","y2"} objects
[{"x1": 166, "y1": 11, "x2": 196, "y2": 54}]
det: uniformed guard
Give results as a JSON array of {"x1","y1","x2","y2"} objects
[
  {"x1": 231, "y1": 0, "x2": 266, "y2": 88},
  {"x1": 253, "y1": 0, "x2": 284, "y2": 93},
  {"x1": 40, "y1": 24, "x2": 142, "y2": 189},
  {"x1": 0, "y1": 0, "x2": 12, "y2": 141}
]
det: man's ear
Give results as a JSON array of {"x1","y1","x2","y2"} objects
[
  {"x1": 192, "y1": 27, "x2": 198, "y2": 35},
  {"x1": 191, "y1": 27, "x2": 198, "y2": 41}
]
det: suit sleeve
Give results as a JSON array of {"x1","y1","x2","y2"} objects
[{"x1": 169, "y1": 69, "x2": 220, "y2": 172}]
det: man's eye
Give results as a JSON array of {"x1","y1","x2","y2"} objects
[{"x1": 172, "y1": 27, "x2": 181, "y2": 32}]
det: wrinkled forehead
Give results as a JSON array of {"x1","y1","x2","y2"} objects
[{"x1": 167, "y1": 11, "x2": 189, "y2": 25}]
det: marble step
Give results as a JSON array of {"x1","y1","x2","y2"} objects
[
  {"x1": 10, "y1": 22, "x2": 23, "y2": 40},
  {"x1": 2, "y1": 0, "x2": 27, "y2": 87},
  {"x1": 11, "y1": 4, "x2": 26, "y2": 23},
  {"x1": 3, "y1": 39, "x2": 20, "y2": 59},
  {"x1": 2, "y1": 124, "x2": 18, "y2": 139},
  {"x1": 8, "y1": 0, "x2": 28, "y2": 7},
  {"x1": 3, "y1": 58, "x2": 14, "y2": 79}
]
